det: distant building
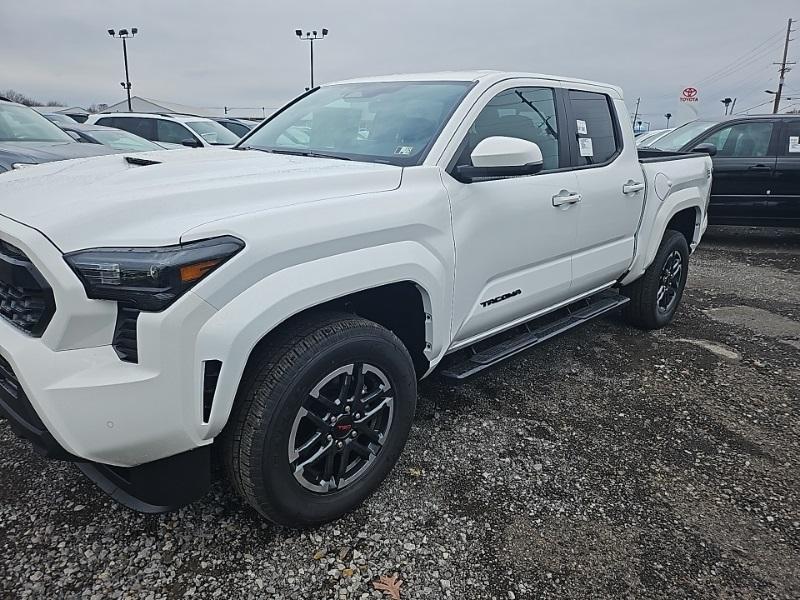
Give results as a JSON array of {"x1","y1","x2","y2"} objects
[
  {"x1": 100, "y1": 96, "x2": 275, "y2": 120},
  {"x1": 31, "y1": 106, "x2": 90, "y2": 121}
]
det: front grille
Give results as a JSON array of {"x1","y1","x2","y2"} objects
[{"x1": 0, "y1": 241, "x2": 55, "y2": 336}]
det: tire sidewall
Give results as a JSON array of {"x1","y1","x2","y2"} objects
[
  {"x1": 650, "y1": 232, "x2": 690, "y2": 327},
  {"x1": 249, "y1": 329, "x2": 416, "y2": 526}
]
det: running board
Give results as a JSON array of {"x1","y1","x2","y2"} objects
[{"x1": 440, "y1": 291, "x2": 629, "y2": 380}]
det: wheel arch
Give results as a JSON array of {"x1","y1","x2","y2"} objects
[
  {"x1": 194, "y1": 243, "x2": 450, "y2": 440},
  {"x1": 621, "y1": 192, "x2": 704, "y2": 287}
]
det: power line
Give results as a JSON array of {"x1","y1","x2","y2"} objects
[{"x1": 734, "y1": 98, "x2": 774, "y2": 114}]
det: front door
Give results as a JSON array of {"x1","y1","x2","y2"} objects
[
  {"x1": 441, "y1": 85, "x2": 580, "y2": 346},
  {"x1": 695, "y1": 120, "x2": 777, "y2": 224}
]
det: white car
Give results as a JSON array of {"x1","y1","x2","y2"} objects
[
  {"x1": 636, "y1": 128, "x2": 674, "y2": 147},
  {"x1": 0, "y1": 71, "x2": 711, "y2": 527},
  {"x1": 84, "y1": 112, "x2": 240, "y2": 148}
]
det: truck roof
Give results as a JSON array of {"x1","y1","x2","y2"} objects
[{"x1": 328, "y1": 71, "x2": 624, "y2": 99}]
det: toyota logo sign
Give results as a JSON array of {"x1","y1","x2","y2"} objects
[{"x1": 680, "y1": 87, "x2": 699, "y2": 102}]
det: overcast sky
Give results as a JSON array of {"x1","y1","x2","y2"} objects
[{"x1": 1, "y1": 0, "x2": 797, "y2": 125}]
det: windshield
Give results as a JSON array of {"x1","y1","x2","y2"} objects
[
  {"x1": 650, "y1": 120, "x2": 719, "y2": 151},
  {"x1": 88, "y1": 129, "x2": 163, "y2": 152},
  {"x1": 0, "y1": 103, "x2": 74, "y2": 143},
  {"x1": 186, "y1": 120, "x2": 240, "y2": 145},
  {"x1": 45, "y1": 113, "x2": 78, "y2": 125},
  {"x1": 240, "y1": 81, "x2": 473, "y2": 166}
]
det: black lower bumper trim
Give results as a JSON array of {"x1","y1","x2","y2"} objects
[{"x1": 76, "y1": 445, "x2": 211, "y2": 513}]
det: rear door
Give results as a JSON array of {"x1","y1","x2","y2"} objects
[
  {"x1": 769, "y1": 118, "x2": 800, "y2": 225},
  {"x1": 692, "y1": 119, "x2": 778, "y2": 224},
  {"x1": 566, "y1": 89, "x2": 645, "y2": 293}
]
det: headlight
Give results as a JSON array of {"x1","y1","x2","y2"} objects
[
  {"x1": 11, "y1": 163, "x2": 36, "y2": 170},
  {"x1": 65, "y1": 236, "x2": 244, "y2": 311}
]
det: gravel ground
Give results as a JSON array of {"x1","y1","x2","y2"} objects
[{"x1": 1, "y1": 226, "x2": 798, "y2": 600}]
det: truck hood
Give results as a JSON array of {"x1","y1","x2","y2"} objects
[{"x1": 0, "y1": 148, "x2": 402, "y2": 252}]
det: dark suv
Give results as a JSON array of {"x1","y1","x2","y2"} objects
[{"x1": 651, "y1": 115, "x2": 800, "y2": 227}]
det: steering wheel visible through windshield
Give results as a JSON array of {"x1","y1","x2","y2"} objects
[{"x1": 239, "y1": 81, "x2": 473, "y2": 166}]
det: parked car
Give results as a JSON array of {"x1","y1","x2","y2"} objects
[
  {"x1": 60, "y1": 123, "x2": 165, "y2": 152},
  {"x1": 41, "y1": 113, "x2": 79, "y2": 126},
  {"x1": 652, "y1": 115, "x2": 799, "y2": 227},
  {"x1": 0, "y1": 71, "x2": 711, "y2": 527},
  {"x1": 212, "y1": 117, "x2": 256, "y2": 137},
  {"x1": 85, "y1": 112, "x2": 240, "y2": 148},
  {"x1": 635, "y1": 128, "x2": 673, "y2": 147},
  {"x1": 0, "y1": 99, "x2": 115, "y2": 173}
]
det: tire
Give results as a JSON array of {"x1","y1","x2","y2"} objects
[
  {"x1": 222, "y1": 311, "x2": 417, "y2": 528},
  {"x1": 621, "y1": 229, "x2": 690, "y2": 330}
]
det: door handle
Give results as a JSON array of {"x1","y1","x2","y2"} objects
[
  {"x1": 747, "y1": 164, "x2": 771, "y2": 171},
  {"x1": 622, "y1": 181, "x2": 645, "y2": 194},
  {"x1": 552, "y1": 191, "x2": 582, "y2": 206}
]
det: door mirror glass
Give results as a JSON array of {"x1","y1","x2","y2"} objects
[
  {"x1": 181, "y1": 138, "x2": 203, "y2": 148},
  {"x1": 456, "y1": 137, "x2": 543, "y2": 182},
  {"x1": 692, "y1": 143, "x2": 717, "y2": 156}
]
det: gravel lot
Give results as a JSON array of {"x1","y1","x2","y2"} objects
[{"x1": 1, "y1": 226, "x2": 798, "y2": 600}]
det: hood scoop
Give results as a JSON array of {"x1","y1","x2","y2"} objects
[{"x1": 125, "y1": 156, "x2": 162, "y2": 167}]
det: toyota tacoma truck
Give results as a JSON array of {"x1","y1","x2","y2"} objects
[{"x1": 0, "y1": 71, "x2": 711, "y2": 528}]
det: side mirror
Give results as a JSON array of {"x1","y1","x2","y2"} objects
[
  {"x1": 455, "y1": 136, "x2": 544, "y2": 182},
  {"x1": 181, "y1": 138, "x2": 203, "y2": 148},
  {"x1": 691, "y1": 143, "x2": 717, "y2": 157}
]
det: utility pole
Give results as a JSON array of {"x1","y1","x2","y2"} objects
[
  {"x1": 631, "y1": 97, "x2": 641, "y2": 130},
  {"x1": 664, "y1": 113, "x2": 672, "y2": 127},
  {"x1": 772, "y1": 18, "x2": 795, "y2": 114}
]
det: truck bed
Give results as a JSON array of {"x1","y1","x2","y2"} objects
[{"x1": 638, "y1": 148, "x2": 704, "y2": 163}]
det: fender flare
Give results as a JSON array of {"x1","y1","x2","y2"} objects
[
  {"x1": 621, "y1": 187, "x2": 703, "y2": 286},
  {"x1": 193, "y1": 241, "x2": 450, "y2": 439}
]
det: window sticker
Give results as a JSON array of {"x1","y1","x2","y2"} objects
[
  {"x1": 576, "y1": 120, "x2": 588, "y2": 135},
  {"x1": 579, "y1": 137, "x2": 594, "y2": 157},
  {"x1": 789, "y1": 136, "x2": 800, "y2": 153},
  {"x1": 394, "y1": 146, "x2": 414, "y2": 155}
]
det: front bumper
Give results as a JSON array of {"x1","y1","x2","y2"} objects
[
  {"x1": 0, "y1": 215, "x2": 219, "y2": 467},
  {"x1": 0, "y1": 215, "x2": 222, "y2": 510}
]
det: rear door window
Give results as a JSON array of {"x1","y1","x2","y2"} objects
[
  {"x1": 779, "y1": 120, "x2": 800, "y2": 156},
  {"x1": 567, "y1": 90, "x2": 619, "y2": 165},
  {"x1": 99, "y1": 117, "x2": 156, "y2": 141}
]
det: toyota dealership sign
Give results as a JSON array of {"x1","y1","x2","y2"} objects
[{"x1": 680, "y1": 87, "x2": 699, "y2": 103}]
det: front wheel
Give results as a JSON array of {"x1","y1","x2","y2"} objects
[
  {"x1": 222, "y1": 312, "x2": 417, "y2": 528},
  {"x1": 621, "y1": 229, "x2": 690, "y2": 329}
]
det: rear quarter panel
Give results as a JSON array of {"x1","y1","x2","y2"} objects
[{"x1": 622, "y1": 155, "x2": 712, "y2": 285}]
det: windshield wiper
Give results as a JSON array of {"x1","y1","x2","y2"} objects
[{"x1": 240, "y1": 147, "x2": 351, "y2": 161}]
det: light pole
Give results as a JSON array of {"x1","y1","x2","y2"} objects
[
  {"x1": 721, "y1": 97, "x2": 732, "y2": 115},
  {"x1": 108, "y1": 28, "x2": 138, "y2": 111},
  {"x1": 664, "y1": 113, "x2": 672, "y2": 127},
  {"x1": 295, "y1": 28, "x2": 328, "y2": 89}
]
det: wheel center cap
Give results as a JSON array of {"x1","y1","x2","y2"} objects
[{"x1": 332, "y1": 415, "x2": 354, "y2": 440}]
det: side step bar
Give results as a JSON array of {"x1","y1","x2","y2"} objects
[{"x1": 440, "y1": 291, "x2": 629, "y2": 381}]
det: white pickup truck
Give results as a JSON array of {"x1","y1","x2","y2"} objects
[{"x1": 0, "y1": 71, "x2": 711, "y2": 527}]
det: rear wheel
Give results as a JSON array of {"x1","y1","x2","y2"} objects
[
  {"x1": 621, "y1": 229, "x2": 690, "y2": 329},
  {"x1": 222, "y1": 312, "x2": 416, "y2": 528}
]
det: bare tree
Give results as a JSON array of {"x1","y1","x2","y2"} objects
[{"x1": 1, "y1": 89, "x2": 65, "y2": 107}]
